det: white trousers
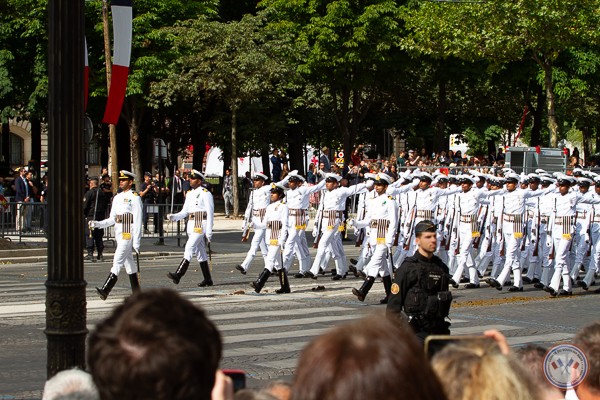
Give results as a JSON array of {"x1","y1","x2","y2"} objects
[
  {"x1": 110, "y1": 238, "x2": 137, "y2": 275},
  {"x1": 240, "y1": 228, "x2": 268, "y2": 271}
]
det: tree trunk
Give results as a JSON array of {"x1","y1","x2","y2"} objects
[
  {"x1": 1, "y1": 122, "x2": 9, "y2": 166},
  {"x1": 542, "y1": 61, "x2": 559, "y2": 147},
  {"x1": 128, "y1": 109, "x2": 143, "y2": 192},
  {"x1": 103, "y1": 0, "x2": 118, "y2": 190},
  {"x1": 435, "y1": 78, "x2": 447, "y2": 152},
  {"x1": 582, "y1": 126, "x2": 593, "y2": 163},
  {"x1": 231, "y1": 107, "x2": 239, "y2": 217},
  {"x1": 527, "y1": 83, "x2": 545, "y2": 146},
  {"x1": 30, "y1": 117, "x2": 41, "y2": 183}
]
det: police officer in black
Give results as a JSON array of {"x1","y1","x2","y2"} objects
[
  {"x1": 387, "y1": 220, "x2": 452, "y2": 343},
  {"x1": 84, "y1": 177, "x2": 109, "y2": 262}
]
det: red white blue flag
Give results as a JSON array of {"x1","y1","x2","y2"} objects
[{"x1": 102, "y1": 0, "x2": 132, "y2": 124}]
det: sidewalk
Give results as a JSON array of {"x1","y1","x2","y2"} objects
[{"x1": 0, "y1": 214, "x2": 255, "y2": 264}]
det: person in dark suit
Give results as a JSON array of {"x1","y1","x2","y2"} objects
[{"x1": 14, "y1": 167, "x2": 31, "y2": 232}]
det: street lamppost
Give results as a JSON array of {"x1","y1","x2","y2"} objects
[{"x1": 46, "y1": 0, "x2": 87, "y2": 378}]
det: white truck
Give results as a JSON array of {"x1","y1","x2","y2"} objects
[{"x1": 504, "y1": 146, "x2": 567, "y2": 174}]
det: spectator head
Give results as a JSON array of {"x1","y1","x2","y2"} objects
[
  {"x1": 43, "y1": 368, "x2": 99, "y2": 400},
  {"x1": 516, "y1": 345, "x2": 563, "y2": 400},
  {"x1": 431, "y1": 337, "x2": 539, "y2": 400},
  {"x1": 88, "y1": 289, "x2": 222, "y2": 400},
  {"x1": 262, "y1": 380, "x2": 292, "y2": 400},
  {"x1": 225, "y1": 168, "x2": 231, "y2": 175},
  {"x1": 573, "y1": 321, "x2": 600, "y2": 400},
  {"x1": 292, "y1": 316, "x2": 446, "y2": 400}
]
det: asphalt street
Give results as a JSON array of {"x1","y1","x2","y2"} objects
[{"x1": 1, "y1": 215, "x2": 599, "y2": 399}]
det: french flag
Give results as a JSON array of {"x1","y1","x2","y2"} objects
[{"x1": 102, "y1": 0, "x2": 132, "y2": 124}]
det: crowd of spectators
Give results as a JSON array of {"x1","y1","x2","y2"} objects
[{"x1": 41, "y1": 288, "x2": 600, "y2": 400}]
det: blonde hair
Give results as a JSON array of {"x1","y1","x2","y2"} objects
[{"x1": 431, "y1": 340, "x2": 539, "y2": 400}]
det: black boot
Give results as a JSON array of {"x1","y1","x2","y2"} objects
[
  {"x1": 197, "y1": 261, "x2": 213, "y2": 287},
  {"x1": 85, "y1": 250, "x2": 94, "y2": 262},
  {"x1": 96, "y1": 251, "x2": 104, "y2": 262},
  {"x1": 352, "y1": 276, "x2": 375, "y2": 302},
  {"x1": 275, "y1": 269, "x2": 291, "y2": 294},
  {"x1": 167, "y1": 259, "x2": 190, "y2": 284},
  {"x1": 250, "y1": 269, "x2": 271, "y2": 293},
  {"x1": 96, "y1": 273, "x2": 118, "y2": 300},
  {"x1": 380, "y1": 275, "x2": 392, "y2": 304},
  {"x1": 129, "y1": 273, "x2": 140, "y2": 293}
]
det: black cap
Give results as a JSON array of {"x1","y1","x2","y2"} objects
[{"x1": 415, "y1": 220, "x2": 436, "y2": 234}]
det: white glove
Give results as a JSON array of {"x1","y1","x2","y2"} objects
[
  {"x1": 347, "y1": 219, "x2": 355, "y2": 227},
  {"x1": 365, "y1": 180, "x2": 374, "y2": 189},
  {"x1": 88, "y1": 220, "x2": 96, "y2": 229},
  {"x1": 206, "y1": 236, "x2": 212, "y2": 244},
  {"x1": 167, "y1": 214, "x2": 175, "y2": 221},
  {"x1": 133, "y1": 246, "x2": 140, "y2": 255},
  {"x1": 312, "y1": 229, "x2": 318, "y2": 238}
]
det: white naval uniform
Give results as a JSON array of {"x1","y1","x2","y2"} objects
[
  {"x1": 309, "y1": 183, "x2": 371, "y2": 277},
  {"x1": 240, "y1": 185, "x2": 272, "y2": 272},
  {"x1": 548, "y1": 191, "x2": 600, "y2": 292},
  {"x1": 169, "y1": 186, "x2": 214, "y2": 262},
  {"x1": 353, "y1": 189, "x2": 378, "y2": 272},
  {"x1": 571, "y1": 193, "x2": 593, "y2": 280},
  {"x1": 488, "y1": 187, "x2": 551, "y2": 289},
  {"x1": 581, "y1": 197, "x2": 600, "y2": 288},
  {"x1": 94, "y1": 189, "x2": 143, "y2": 275},
  {"x1": 280, "y1": 180, "x2": 326, "y2": 273},
  {"x1": 386, "y1": 180, "x2": 419, "y2": 267},
  {"x1": 535, "y1": 189, "x2": 555, "y2": 286},
  {"x1": 253, "y1": 199, "x2": 288, "y2": 272},
  {"x1": 354, "y1": 193, "x2": 398, "y2": 278},
  {"x1": 474, "y1": 196, "x2": 496, "y2": 277},
  {"x1": 451, "y1": 188, "x2": 489, "y2": 285}
]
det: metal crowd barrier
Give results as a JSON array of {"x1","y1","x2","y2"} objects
[{"x1": 1, "y1": 202, "x2": 187, "y2": 246}]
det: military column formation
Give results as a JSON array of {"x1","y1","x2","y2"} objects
[{"x1": 89, "y1": 165, "x2": 600, "y2": 301}]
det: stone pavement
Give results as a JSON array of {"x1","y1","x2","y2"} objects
[{"x1": 2, "y1": 211, "x2": 600, "y2": 398}]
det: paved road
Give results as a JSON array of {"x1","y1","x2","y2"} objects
[{"x1": 0, "y1": 219, "x2": 598, "y2": 398}]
